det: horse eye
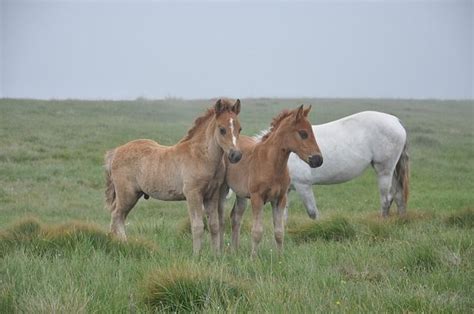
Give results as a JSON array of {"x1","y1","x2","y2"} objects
[
  {"x1": 220, "y1": 127, "x2": 226, "y2": 135},
  {"x1": 239, "y1": 127, "x2": 242, "y2": 133},
  {"x1": 298, "y1": 130, "x2": 308, "y2": 139}
]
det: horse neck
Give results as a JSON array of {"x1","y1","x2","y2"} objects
[
  {"x1": 187, "y1": 119, "x2": 223, "y2": 165},
  {"x1": 258, "y1": 128, "x2": 291, "y2": 172}
]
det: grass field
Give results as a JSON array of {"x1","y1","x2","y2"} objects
[{"x1": 0, "y1": 98, "x2": 473, "y2": 312}]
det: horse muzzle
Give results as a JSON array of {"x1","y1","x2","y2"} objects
[
  {"x1": 228, "y1": 149, "x2": 242, "y2": 164},
  {"x1": 308, "y1": 154, "x2": 323, "y2": 168}
]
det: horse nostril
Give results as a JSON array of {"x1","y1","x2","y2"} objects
[
  {"x1": 228, "y1": 150, "x2": 242, "y2": 163},
  {"x1": 235, "y1": 151, "x2": 242, "y2": 162},
  {"x1": 309, "y1": 154, "x2": 323, "y2": 168}
]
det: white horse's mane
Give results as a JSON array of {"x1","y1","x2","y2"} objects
[{"x1": 252, "y1": 127, "x2": 272, "y2": 142}]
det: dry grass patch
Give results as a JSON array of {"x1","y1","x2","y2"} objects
[
  {"x1": 287, "y1": 216, "x2": 356, "y2": 243},
  {"x1": 0, "y1": 217, "x2": 158, "y2": 258},
  {"x1": 444, "y1": 208, "x2": 474, "y2": 228},
  {"x1": 340, "y1": 265, "x2": 384, "y2": 283}
]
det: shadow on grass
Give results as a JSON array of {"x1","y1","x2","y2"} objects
[
  {"x1": 0, "y1": 216, "x2": 158, "y2": 258},
  {"x1": 142, "y1": 265, "x2": 249, "y2": 312}
]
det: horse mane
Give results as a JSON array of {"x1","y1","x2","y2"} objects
[
  {"x1": 258, "y1": 109, "x2": 293, "y2": 142},
  {"x1": 179, "y1": 99, "x2": 235, "y2": 143},
  {"x1": 252, "y1": 127, "x2": 271, "y2": 142}
]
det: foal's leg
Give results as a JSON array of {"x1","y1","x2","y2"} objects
[
  {"x1": 204, "y1": 192, "x2": 220, "y2": 254},
  {"x1": 110, "y1": 184, "x2": 140, "y2": 240},
  {"x1": 217, "y1": 184, "x2": 230, "y2": 252},
  {"x1": 283, "y1": 190, "x2": 290, "y2": 224},
  {"x1": 184, "y1": 189, "x2": 205, "y2": 255},
  {"x1": 373, "y1": 163, "x2": 395, "y2": 218},
  {"x1": 250, "y1": 195, "x2": 265, "y2": 257},
  {"x1": 230, "y1": 196, "x2": 247, "y2": 250},
  {"x1": 293, "y1": 183, "x2": 320, "y2": 220},
  {"x1": 271, "y1": 194, "x2": 287, "y2": 252}
]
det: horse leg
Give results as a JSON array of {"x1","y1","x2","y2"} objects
[
  {"x1": 217, "y1": 184, "x2": 230, "y2": 252},
  {"x1": 294, "y1": 183, "x2": 320, "y2": 219},
  {"x1": 110, "y1": 184, "x2": 140, "y2": 241},
  {"x1": 373, "y1": 163, "x2": 394, "y2": 218},
  {"x1": 283, "y1": 190, "x2": 290, "y2": 224},
  {"x1": 230, "y1": 196, "x2": 247, "y2": 251},
  {"x1": 250, "y1": 195, "x2": 264, "y2": 257},
  {"x1": 272, "y1": 194, "x2": 287, "y2": 252},
  {"x1": 184, "y1": 189, "x2": 205, "y2": 255},
  {"x1": 204, "y1": 193, "x2": 220, "y2": 254}
]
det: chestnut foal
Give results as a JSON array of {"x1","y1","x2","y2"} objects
[{"x1": 219, "y1": 105, "x2": 323, "y2": 256}]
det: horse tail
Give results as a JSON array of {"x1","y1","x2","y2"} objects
[
  {"x1": 395, "y1": 137, "x2": 410, "y2": 207},
  {"x1": 104, "y1": 149, "x2": 116, "y2": 212}
]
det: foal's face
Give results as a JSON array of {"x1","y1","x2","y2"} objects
[
  {"x1": 287, "y1": 105, "x2": 323, "y2": 168},
  {"x1": 214, "y1": 99, "x2": 242, "y2": 163}
]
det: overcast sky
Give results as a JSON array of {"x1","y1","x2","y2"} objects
[{"x1": 0, "y1": 0, "x2": 472, "y2": 100}]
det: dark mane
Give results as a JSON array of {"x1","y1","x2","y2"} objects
[
  {"x1": 179, "y1": 99, "x2": 235, "y2": 143},
  {"x1": 260, "y1": 109, "x2": 293, "y2": 141}
]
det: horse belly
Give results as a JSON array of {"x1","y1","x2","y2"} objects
[
  {"x1": 146, "y1": 189, "x2": 186, "y2": 201},
  {"x1": 139, "y1": 161, "x2": 186, "y2": 201},
  {"x1": 311, "y1": 154, "x2": 370, "y2": 184}
]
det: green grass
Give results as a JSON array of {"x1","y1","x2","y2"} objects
[{"x1": 0, "y1": 98, "x2": 473, "y2": 312}]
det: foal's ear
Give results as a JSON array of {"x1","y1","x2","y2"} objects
[
  {"x1": 295, "y1": 104, "x2": 304, "y2": 122},
  {"x1": 232, "y1": 99, "x2": 241, "y2": 115},
  {"x1": 214, "y1": 99, "x2": 224, "y2": 116},
  {"x1": 303, "y1": 105, "x2": 312, "y2": 117}
]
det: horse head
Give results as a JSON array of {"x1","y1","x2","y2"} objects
[
  {"x1": 285, "y1": 105, "x2": 323, "y2": 168},
  {"x1": 213, "y1": 98, "x2": 242, "y2": 163}
]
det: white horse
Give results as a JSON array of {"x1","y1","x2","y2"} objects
[{"x1": 286, "y1": 111, "x2": 409, "y2": 219}]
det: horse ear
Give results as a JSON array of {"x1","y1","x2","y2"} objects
[
  {"x1": 303, "y1": 105, "x2": 312, "y2": 117},
  {"x1": 295, "y1": 105, "x2": 304, "y2": 122},
  {"x1": 232, "y1": 99, "x2": 241, "y2": 115},
  {"x1": 214, "y1": 99, "x2": 223, "y2": 116}
]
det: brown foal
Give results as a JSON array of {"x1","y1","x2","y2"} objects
[
  {"x1": 105, "y1": 99, "x2": 242, "y2": 254},
  {"x1": 219, "y1": 105, "x2": 323, "y2": 256}
]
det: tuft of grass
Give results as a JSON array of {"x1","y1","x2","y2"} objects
[
  {"x1": 444, "y1": 208, "x2": 474, "y2": 228},
  {"x1": 401, "y1": 244, "x2": 441, "y2": 272},
  {"x1": 287, "y1": 216, "x2": 356, "y2": 243},
  {"x1": 1, "y1": 216, "x2": 43, "y2": 239},
  {"x1": 0, "y1": 217, "x2": 157, "y2": 258},
  {"x1": 142, "y1": 265, "x2": 249, "y2": 312}
]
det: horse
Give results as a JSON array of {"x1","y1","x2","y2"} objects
[
  {"x1": 218, "y1": 105, "x2": 323, "y2": 256},
  {"x1": 285, "y1": 111, "x2": 409, "y2": 219},
  {"x1": 104, "y1": 98, "x2": 243, "y2": 255}
]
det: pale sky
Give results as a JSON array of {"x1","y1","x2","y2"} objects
[{"x1": 0, "y1": 0, "x2": 472, "y2": 99}]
